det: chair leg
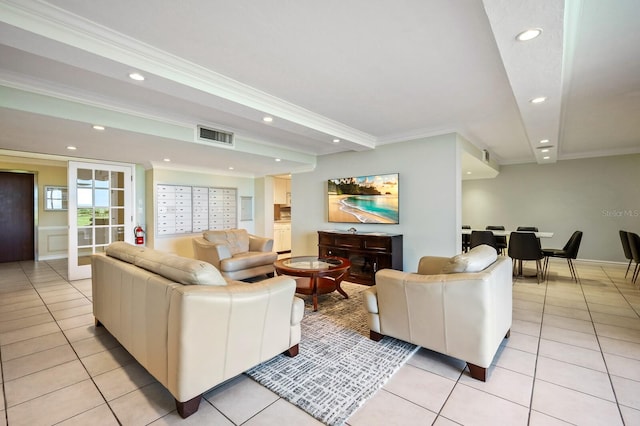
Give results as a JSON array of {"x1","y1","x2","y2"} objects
[
  {"x1": 535, "y1": 259, "x2": 542, "y2": 284},
  {"x1": 633, "y1": 263, "x2": 640, "y2": 284},
  {"x1": 626, "y1": 260, "x2": 633, "y2": 278},
  {"x1": 568, "y1": 259, "x2": 578, "y2": 282}
]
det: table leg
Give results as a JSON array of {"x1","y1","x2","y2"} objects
[
  {"x1": 335, "y1": 270, "x2": 349, "y2": 299},
  {"x1": 311, "y1": 274, "x2": 319, "y2": 312}
]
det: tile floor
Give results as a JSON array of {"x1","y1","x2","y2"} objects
[{"x1": 1, "y1": 258, "x2": 640, "y2": 425}]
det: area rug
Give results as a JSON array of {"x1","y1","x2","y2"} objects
[{"x1": 246, "y1": 282, "x2": 419, "y2": 426}]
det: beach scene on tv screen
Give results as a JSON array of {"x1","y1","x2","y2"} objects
[{"x1": 328, "y1": 173, "x2": 399, "y2": 224}]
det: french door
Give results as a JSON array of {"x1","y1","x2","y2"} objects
[{"x1": 68, "y1": 161, "x2": 134, "y2": 280}]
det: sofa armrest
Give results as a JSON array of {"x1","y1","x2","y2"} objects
[
  {"x1": 416, "y1": 256, "x2": 450, "y2": 275},
  {"x1": 249, "y1": 234, "x2": 274, "y2": 252},
  {"x1": 192, "y1": 237, "x2": 231, "y2": 268}
]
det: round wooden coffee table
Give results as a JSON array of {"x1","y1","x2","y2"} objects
[{"x1": 274, "y1": 256, "x2": 351, "y2": 311}]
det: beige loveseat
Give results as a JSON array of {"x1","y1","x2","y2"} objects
[
  {"x1": 362, "y1": 245, "x2": 512, "y2": 381},
  {"x1": 193, "y1": 229, "x2": 278, "y2": 280},
  {"x1": 92, "y1": 242, "x2": 303, "y2": 418}
]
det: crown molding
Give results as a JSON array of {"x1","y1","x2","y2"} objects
[{"x1": 0, "y1": 0, "x2": 376, "y2": 149}]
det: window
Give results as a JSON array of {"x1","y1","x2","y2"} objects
[{"x1": 44, "y1": 185, "x2": 68, "y2": 211}]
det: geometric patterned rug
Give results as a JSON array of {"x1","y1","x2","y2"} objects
[{"x1": 246, "y1": 282, "x2": 419, "y2": 425}]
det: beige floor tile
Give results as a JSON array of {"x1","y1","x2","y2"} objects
[
  {"x1": 531, "y1": 380, "x2": 622, "y2": 425},
  {"x1": 108, "y1": 382, "x2": 175, "y2": 425},
  {"x1": 592, "y1": 311, "x2": 640, "y2": 330},
  {"x1": 610, "y1": 375, "x2": 640, "y2": 410},
  {"x1": 71, "y1": 332, "x2": 121, "y2": 358},
  {"x1": 512, "y1": 319, "x2": 542, "y2": 337},
  {"x1": 0, "y1": 299, "x2": 45, "y2": 315},
  {"x1": 432, "y1": 416, "x2": 462, "y2": 425},
  {"x1": 64, "y1": 323, "x2": 107, "y2": 343},
  {"x1": 6, "y1": 379, "x2": 105, "y2": 426},
  {"x1": 543, "y1": 304, "x2": 591, "y2": 321},
  {"x1": 2, "y1": 344, "x2": 77, "y2": 381},
  {"x1": 0, "y1": 292, "x2": 40, "y2": 306},
  {"x1": 604, "y1": 352, "x2": 640, "y2": 381},
  {"x1": 540, "y1": 324, "x2": 600, "y2": 351},
  {"x1": 441, "y1": 383, "x2": 529, "y2": 425},
  {"x1": 501, "y1": 330, "x2": 540, "y2": 354},
  {"x1": 93, "y1": 362, "x2": 157, "y2": 401},
  {"x1": 205, "y1": 375, "x2": 279, "y2": 425},
  {"x1": 512, "y1": 299, "x2": 544, "y2": 313},
  {"x1": 538, "y1": 338, "x2": 606, "y2": 371},
  {"x1": 493, "y1": 346, "x2": 537, "y2": 376},
  {"x1": 51, "y1": 303, "x2": 93, "y2": 321},
  {"x1": 513, "y1": 291, "x2": 546, "y2": 304},
  {"x1": 81, "y1": 346, "x2": 136, "y2": 377},
  {"x1": 383, "y1": 364, "x2": 455, "y2": 412},
  {"x1": 0, "y1": 321, "x2": 60, "y2": 346},
  {"x1": 528, "y1": 410, "x2": 574, "y2": 425},
  {"x1": 542, "y1": 313, "x2": 595, "y2": 334},
  {"x1": 149, "y1": 401, "x2": 233, "y2": 426},
  {"x1": 594, "y1": 322, "x2": 640, "y2": 344},
  {"x1": 587, "y1": 303, "x2": 638, "y2": 318},
  {"x1": 0, "y1": 331, "x2": 67, "y2": 361},
  {"x1": 459, "y1": 365, "x2": 533, "y2": 406},
  {"x1": 244, "y1": 398, "x2": 325, "y2": 426},
  {"x1": 47, "y1": 297, "x2": 92, "y2": 312},
  {"x1": 38, "y1": 292, "x2": 85, "y2": 305},
  {"x1": 5, "y1": 360, "x2": 89, "y2": 406},
  {"x1": 619, "y1": 405, "x2": 640, "y2": 426},
  {"x1": 406, "y1": 347, "x2": 466, "y2": 380},
  {"x1": 56, "y1": 404, "x2": 120, "y2": 426},
  {"x1": 0, "y1": 312, "x2": 54, "y2": 334},
  {"x1": 512, "y1": 307, "x2": 543, "y2": 324},
  {"x1": 57, "y1": 312, "x2": 95, "y2": 330},
  {"x1": 348, "y1": 389, "x2": 437, "y2": 426},
  {"x1": 545, "y1": 296, "x2": 588, "y2": 311},
  {"x1": 0, "y1": 305, "x2": 49, "y2": 322},
  {"x1": 535, "y1": 356, "x2": 615, "y2": 401},
  {"x1": 599, "y1": 335, "x2": 640, "y2": 360}
]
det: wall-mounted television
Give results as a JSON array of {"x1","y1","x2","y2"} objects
[{"x1": 327, "y1": 173, "x2": 399, "y2": 224}]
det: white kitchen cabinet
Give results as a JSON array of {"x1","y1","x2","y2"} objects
[
  {"x1": 274, "y1": 178, "x2": 291, "y2": 205},
  {"x1": 273, "y1": 222, "x2": 291, "y2": 252}
]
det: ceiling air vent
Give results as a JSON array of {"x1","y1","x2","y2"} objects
[{"x1": 197, "y1": 125, "x2": 234, "y2": 148}]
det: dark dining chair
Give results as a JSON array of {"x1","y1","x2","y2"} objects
[
  {"x1": 462, "y1": 225, "x2": 471, "y2": 253},
  {"x1": 628, "y1": 232, "x2": 640, "y2": 284},
  {"x1": 620, "y1": 230, "x2": 634, "y2": 279},
  {"x1": 508, "y1": 232, "x2": 544, "y2": 283},
  {"x1": 516, "y1": 226, "x2": 539, "y2": 232},
  {"x1": 542, "y1": 231, "x2": 583, "y2": 282},
  {"x1": 470, "y1": 230, "x2": 498, "y2": 253},
  {"x1": 486, "y1": 225, "x2": 507, "y2": 255}
]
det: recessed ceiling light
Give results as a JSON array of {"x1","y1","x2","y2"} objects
[
  {"x1": 543, "y1": 156, "x2": 550, "y2": 160},
  {"x1": 466, "y1": 171, "x2": 472, "y2": 175},
  {"x1": 516, "y1": 28, "x2": 543, "y2": 41},
  {"x1": 541, "y1": 149, "x2": 550, "y2": 153},
  {"x1": 333, "y1": 138, "x2": 340, "y2": 143},
  {"x1": 66, "y1": 145, "x2": 77, "y2": 150},
  {"x1": 163, "y1": 158, "x2": 171, "y2": 162},
  {"x1": 228, "y1": 166, "x2": 234, "y2": 170},
  {"x1": 263, "y1": 116, "x2": 273, "y2": 123},
  {"x1": 275, "y1": 158, "x2": 281, "y2": 162},
  {"x1": 92, "y1": 125, "x2": 105, "y2": 131},
  {"x1": 540, "y1": 139, "x2": 550, "y2": 144},
  {"x1": 530, "y1": 97, "x2": 547, "y2": 104},
  {"x1": 128, "y1": 72, "x2": 145, "y2": 81}
]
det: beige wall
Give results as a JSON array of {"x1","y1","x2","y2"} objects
[
  {"x1": 292, "y1": 134, "x2": 461, "y2": 271},
  {"x1": 462, "y1": 154, "x2": 640, "y2": 262}
]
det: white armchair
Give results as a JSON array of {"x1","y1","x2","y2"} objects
[
  {"x1": 193, "y1": 229, "x2": 278, "y2": 281},
  {"x1": 362, "y1": 245, "x2": 512, "y2": 381}
]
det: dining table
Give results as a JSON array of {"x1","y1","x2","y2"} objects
[{"x1": 461, "y1": 229, "x2": 554, "y2": 238}]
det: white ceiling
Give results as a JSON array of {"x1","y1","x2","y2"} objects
[{"x1": 0, "y1": 0, "x2": 638, "y2": 177}]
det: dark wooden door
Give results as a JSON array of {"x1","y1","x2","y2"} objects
[{"x1": 0, "y1": 172, "x2": 35, "y2": 262}]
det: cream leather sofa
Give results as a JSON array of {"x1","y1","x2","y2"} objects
[
  {"x1": 92, "y1": 242, "x2": 303, "y2": 418},
  {"x1": 193, "y1": 229, "x2": 278, "y2": 280},
  {"x1": 363, "y1": 245, "x2": 512, "y2": 381}
]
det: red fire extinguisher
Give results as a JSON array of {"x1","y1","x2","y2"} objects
[{"x1": 134, "y1": 226, "x2": 145, "y2": 245}]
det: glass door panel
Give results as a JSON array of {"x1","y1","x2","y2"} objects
[{"x1": 68, "y1": 162, "x2": 133, "y2": 280}]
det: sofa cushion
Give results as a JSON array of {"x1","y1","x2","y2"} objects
[
  {"x1": 219, "y1": 251, "x2": 278, "y2": 272},
  {"x1": 106, "y1": 242, "x2": 227, "y2": 286},
  {"x1": 203, "y1": 229, "x2": 250, "y2": 255},
  {"x1": 441, "y1": 245, "x2": 498, "y2": 274}
]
